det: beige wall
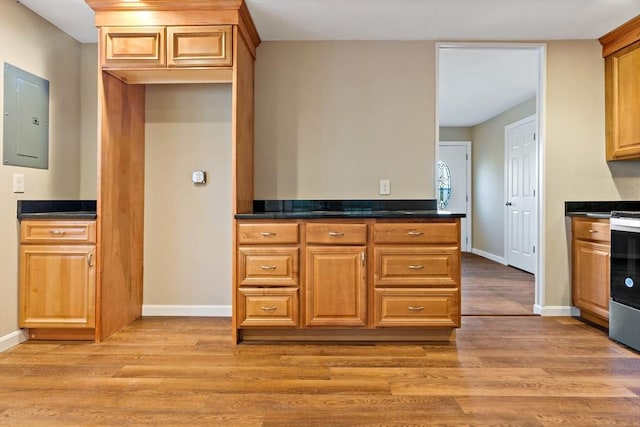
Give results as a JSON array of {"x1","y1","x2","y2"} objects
[
  {"x1": 545, "y1": 40, "x2": 640, "y2": 307},
  {"x1": 144, "y1": 84, "x2": 232, "y2": 307},
  {"x1": 0, "y1": 1, "x2": 82, "y2": 340},
  {"x1": 440, "y1": 127, "x2": 472, "y2": 141},
  {"x1": 471, "y1": 97, "x2": 536, "y2": 257},
  {"x1": 79, "y1": 44, "x2": 98, "y2": 199},
  {"x1": 254, "y1": 41, "x2": 436, "y2": 199}
]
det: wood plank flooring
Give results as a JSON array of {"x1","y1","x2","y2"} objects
[
  {"x1": 462, "y1": 252, "x2": 535, "y2": 315},
  {"x1": 1, "y1": 316, "x2": 639, "y2": 426}
]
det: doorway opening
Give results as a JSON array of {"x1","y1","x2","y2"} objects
[{"x1": 436, "y1": 43, "x2": 545, "y2": 316}]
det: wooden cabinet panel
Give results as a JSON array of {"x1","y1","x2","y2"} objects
[
  {"x1": 167, "y1": 25, "x2": 232, "y2": 67},
  {"x1": 237, "y1": 223, "x2": 299, "y2": 245},
  {"x1": 237, "y1": 247, "x2": 298, "y2": 286},
  {"x1": 572, "y1": 218, "x2": 610, "y2": 243},
  {"x1": 238, "y1": 288, "x2": 298, "y2": 327},
  {"x1": 305, "y1": 246, "x2": 367, "y2": 327},
  {"x1": 600, "y1": 17, "x2": 640, "y2": 160},
  {"x1": 374, "y1": 288, "x2": 459, "y2": 328},
  {"x1": 20, "y1": 220, "x2": 96, "y2": 244},
  {"x1": 374, "y1": 222, "x2": 458, "y2": 245},
  {"x1": 19, "y1": 245, "x2": 96, "y2": 328},
  {"x1": 573, "y1": 240, "x2": 610, "y2": 321},
  {"x1": 605, "y1": 42, "x2": 640, "y2": 160},
  {"x1": 305, "y1": 223, "x2": 367, "y2": 245},
  {"x1": 102, "y1": 26, "x2": 166, "y2": 68},
  {"x1": 374, "y1": 246, "x2": 458, "y2": 287}
]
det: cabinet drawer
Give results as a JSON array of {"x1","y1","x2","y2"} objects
[
  {"x1": 237, "y1": 223, "x2": 299, "y2": 245},
  {"x1": 102, "y1": 26, "x2": 166, "y2": 68},
  {"x1": 238, "y1": 288, "x2": 298, "y2": 327},
  {"x1": 167, "y1": 25, "x2": 232, "y2": 67},
  {"x1": 374, "y1": 222, "x2": 458, "y2": 244},
  {"x1": 21, "y1": 221, "x2": 96, "y2": 244},
  {"x1": 238, "y1": 248, "x2": 298, "y2": 286},
  {"x1": 305, "y1": 223, "x2": 367, "y2": 245},
  {"x1": 572, "y1": 218, "x2": 610, "y2": 243},
  {"x1": 374, "y1": 288, "x2": 459, "y2": 328},
  {"x1": 374, "y1": 247, "x2": 459, "y2": 287}
]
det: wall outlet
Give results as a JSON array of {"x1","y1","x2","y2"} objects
[
  {"x1": 13, "y1": 173, "x2": 24, "y2": 193},
  {"x1": 379, "y1": 179, "x2": 390, "y2": 195}
]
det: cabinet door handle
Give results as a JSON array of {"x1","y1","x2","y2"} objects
[
  {"x1": 87, "y1": 253, "x2": 94, "y2": 267},
  {"x1": 407, "y1": 230, "x2": 423, "y2": 236},
  {"x1": 260, "y1": 232, "x2": 276, "y2": 237},
  {"x1": 260, "y1": 306, "x2": 277, "y2": 312},
  {"x1": 328, "y1": 231, "x2": 344, "y2": 237},
  {"x1": 260, "y1": 265, "x2": 277, "y2": 271},
  {"x1": 408, "y1": 306, "x2": 424, "y2": 312},
  {"x1": 408, "y1": 265, "x2": 424, "y2": 270},
  {"x1": 50, "y1": 230, "x2": 66, "y2": 235}
]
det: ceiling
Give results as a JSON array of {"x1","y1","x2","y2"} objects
[{"x1": 16, "y1": 0, "x2": 640, "y2": 126}]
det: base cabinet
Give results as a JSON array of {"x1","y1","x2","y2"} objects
[
  {"x1": 235, "y1": 218, "x2": 461, "y2": 343},
  {"x1": 19, "y1": 220, "x2": 96, "y2": 339},
  {"x1": 571, "y1": 217, "x2": 610, "y2": 327}
]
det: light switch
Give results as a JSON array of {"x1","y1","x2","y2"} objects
[
  {"x1": 191, "y1": 170, "x2": 206, "y2": 184},
  {"x1": 13, "y1": 173, "x2": 25, "y2": 193}
]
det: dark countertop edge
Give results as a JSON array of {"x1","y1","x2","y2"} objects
[
  {"x1": 19, "y1": 212, "x2": 97, "y2": 220},
  {"x1": 17, "y1": 200, "x2": 97, "y2": 220},
  {"x1": 235, "y1": 211, "x2": 465, "y2": 219},
  {"x1": 565, "y1": 201, "x2": 640, "y2": 218}
]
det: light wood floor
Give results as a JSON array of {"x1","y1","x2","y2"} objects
[
  {"x1": 1, "y1": 316, "x2": 639, "y2": 426},
  {"x1": 462, "y1": 252, "x2": 535, "y2": 316}
]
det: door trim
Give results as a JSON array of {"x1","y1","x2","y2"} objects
[
  {"x1": 437, "y1": 141, "x2": 472, "y2": 252},
  {"x1": 435, "y1": 42, "x2": 546, "y2": 315}
]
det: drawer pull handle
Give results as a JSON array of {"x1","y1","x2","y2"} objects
[
  {"x1": 407, "y1": 230, "x2": 424, "y2": 236},
  {"x1": 50, "y1": 230, "x2": 66, "y2": 235},
  {"x1": 260, "y1": 265, "x2": 277, "y2": 271},
  {"x1": 260, "y1": 232, "x2": 277, "y2": 237},
  {"x1": 261, "y1": 306, "x2": 277, "y2": 312},
  {"x1": 408, "y1": 306, "x2": 424, "y2": 312},
  {"x1": 588, "y1": 229, "x2": 598, "y2": 233},
  {"x1": 328, "y1": 231, "x2": 344, "y2": 237},
  {"x1": 408, "y1": 265, "x2": 424, "y2": 270}
]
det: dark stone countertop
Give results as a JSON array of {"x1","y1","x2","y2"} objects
[
  {"x1": 565, "y1": 201, "x2": 640, "y2": 219},
  {"x1": 17, "y1": 200, "x2": 97, "y2": 220},
  {"x1": 235, "y1": 199, "x2": 466, "y2": 219}
]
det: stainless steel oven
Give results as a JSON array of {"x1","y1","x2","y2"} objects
[{"x1": 609, "y1": 211, "x2": 640, "y2": 351}]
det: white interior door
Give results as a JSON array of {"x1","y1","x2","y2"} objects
[
  {"x1": 437, "y1": 142, "x2": 471, "y2": 252},
  {"x1": 505, "y1": 115, "x2": 537, "y2": 274}
]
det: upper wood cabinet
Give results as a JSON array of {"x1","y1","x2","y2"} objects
[
  {"x1": 101, "y1": 25, "x2": 232, "y2": 69},
  {"x1": 600, "y1": 15, "x2": 640, "y2": 160}
]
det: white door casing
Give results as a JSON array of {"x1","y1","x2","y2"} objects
[
  {"x1": 505, "y1": 115, "x2": 537, "y2": 274},
  {"x1": 437, "y1": 141, "x2": 471, "y2": 252}
]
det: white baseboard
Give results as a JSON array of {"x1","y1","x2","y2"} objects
[
  {"x1": 142, "y1": 305, "x2": 232, "y2": 317},
  {"x1": 471, "y1": 248, "x2": 507, "y2": 265},
  {"x1": 533, "y1": 304, "x2": 577, "y2": 316},
  {"x1": 0, "y1": 329, "x2": 28, "y2": 353}
]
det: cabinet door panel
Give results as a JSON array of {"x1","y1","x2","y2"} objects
[
  {"x1": 374, "y1": 222, "x2": 458, "y2": 244},
  {"x1": 573, "y1": 240, "x2": 610, "y2": 320},
  {"x1": 238, "y1": 247, "x2": 298, "y2": 286},
  {"x1": 605, "y1": 40, "x2": 640, "y2": 160},
  {"x1": 375, "y1": 288, "x2": 460, "y2": 327},
  {"x1": 19, "y1": 245, "x2": 95, "y2": 328},
  {"x1": 238, "y1": 288, "x2": 298, "y2": 327},
  {"x1": 305, "y1": 246, "x2": 366, "y2": 327},
  {"x1": 375, "y1": 246, "x2": 459, "y2": 287},
  {"x1": 167, "y1": 25, "x2": 232, "y2": 67},
  {"x1": 102, "y1": 27, "x2": 166, "y2": 68}
]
